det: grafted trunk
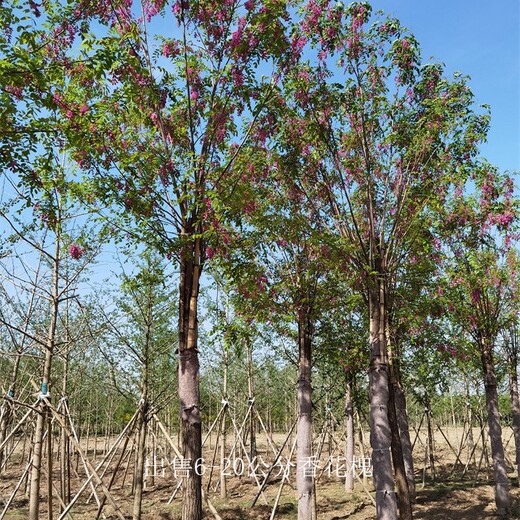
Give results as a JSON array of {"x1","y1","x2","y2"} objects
[
  {"x1": 368, "y1": 283, "x2": 398, "y2": 520},
  {"x1": 178, "y1": 238, "x2": 202, "y2": 520},
  {"x1": 296, "y1": 309, "x2": 313, "y2": 520},
  {"x1": 344, "y1": 375, "x2": 354, "y2": 492},
  {"x1": 481, "y1": 340, "x2": 511, "y2": 515}
]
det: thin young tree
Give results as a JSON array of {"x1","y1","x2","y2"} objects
[
  {"x1": 0, "y1": 169, "x2": 99, "y2": 520},
  {"x1": 101, "y1": 250, "x2": 177, "y2": 520}
]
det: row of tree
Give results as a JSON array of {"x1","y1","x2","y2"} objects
[{"x1": 1, "y1": 1, "x2": 519, "y2": 519}]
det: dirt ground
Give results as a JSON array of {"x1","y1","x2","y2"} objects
[{"x1": 1, "y1": 426, "x2": 520, "y2": 519}]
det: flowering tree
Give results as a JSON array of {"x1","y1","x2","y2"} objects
[
  {"x1": 437, "y1": 165, "x2": 519, "y2": 515},
  {"x1": 218, "y1": 146, "x2": 339, "y2": 518},
  {"x1": 274, "y1": 2, "x2": 490, "y2": 518},
  {"x1": 38, "y1": 1, "x2": 295, "y2": 517}
]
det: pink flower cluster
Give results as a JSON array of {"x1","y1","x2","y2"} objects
[{"x1": 69, "y1": 244, "x2": 85, "y2": 260}]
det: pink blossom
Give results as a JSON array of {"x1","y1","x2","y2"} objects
[
  {"x1": 205, "y1": 246, "x2": 215, "y2": 260},
  {"x1": 69, "y1": 244, "x2": 85, "y2": 260},
  {"x1": 496, "y1": 211, "x2": 514, "y2": 228},
  {"x1": 52, "y1": 92, "x2": 63, "y2": 105},
  {"x1": 79, "y1": 104, "x2": 88, "y2": 115},
  {"x1": 232, "y1": 68, "x2": 244, "y2": 87},
  {"x1": 5, "y1": 85, "x2": 23, "y2": 99},
  {"x1": 162, "y1": 42, "x2": 173, "y2": 57},
  {"x1": 230, "y1": 17, "x2": 246, "y2": 49}
]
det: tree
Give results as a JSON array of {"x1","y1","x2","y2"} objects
[
  {"x1": 101, "y1": 250, "x2": 177, "y2": 520},
  {"x1": 0, "y1": 166, "x2": 101, "y2": 520},
  {"x1": 274, "y1": 3, "x2": 489, "y2": 518},
  {"x1": 438, "y1": 166, "x2": 518, "y2": 514},
  {"x1": 219, "y1": 187, "x2": 333, "y2": 519},
  {"x1": 48, "y1": 2, "x2": 295, "y2": 517}
]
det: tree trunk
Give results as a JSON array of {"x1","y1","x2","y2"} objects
[
  {"x1": 178, "y1": 238, "x2": 202, "y2": 520},
  {"x1": 394, "y1": 383, "x2": 415, "y2": 500},
  {"x1": 388, "y1": 376, "x2": 412, "y2": 519},
  {"x1": 481, "y1": 339, "x2": 511, "y2": 515},
  {"x1": 344, "y1": 375, "x2": 354, "y2": 492},
  {"x1": 247, "y1": 341, "x2": 256, "y2": 462},
  {"x1": 386, "y1": 322, "x2": 413, "y2": 519},
  {"x1": 424, "y1": 395, "x2": 436, "y2": 482},
  {"x1": 60, "y1": 310, "x2": 71, "y2": 510},
  {"x1": 133, "y1": 402, "x2": 147, "y2": 520},
  {"x1": 296, "y1": 308, "x2": 314, "y2": 520},
  {"x1": 28, "y1": 236, "x2": 60, "y2": 520},
  {"x1": 368, "y1": 282, "x2": 398, "y2": 520},
  {"x1": 507, "y1": 336, "x2": 520, "y2": 486},
  {"x1": 220, "y1": 350, "x2": 228, "y2": 500}
]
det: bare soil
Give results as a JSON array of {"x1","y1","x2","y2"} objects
[{"x1": 1, "y1": 426, "x2": 520, "y2": 519}]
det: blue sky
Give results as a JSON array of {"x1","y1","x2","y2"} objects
[{"x1": 369, "y1": 0, "x2": 519, "y2": 174}]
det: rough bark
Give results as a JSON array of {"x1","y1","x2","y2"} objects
[
  {"x1": 507, "y1": 337, "x2": 520, "y2": 486},
  {"x1": 481, "y1": 340, "x2": 511, "y2": 515},
  {"x1": 344, "y1": 376, "x2": 354, "y2": 492},
  {"x1": 368, "y1": 283, "x2": 398, "y2": 520},
  {"x1": 394, "y1": 383, "x2": 415, "y2": 499},
  {"x1": 296, "y1": 309, "x2": 314, "y2": 520},
  {"x1": 178, "y1": 238, "x2": 202, "y2": 520},
  {"x1": 388, "y1": 377, "x2": 412, "y2": 520}
]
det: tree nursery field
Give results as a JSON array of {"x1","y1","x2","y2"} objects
[
  {"x1": 1, "y1": 426, "x2": 520, "y2": 519},
  {"x1": 0, "y1": 1, "x2": 518, "y2": 520}
]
